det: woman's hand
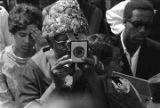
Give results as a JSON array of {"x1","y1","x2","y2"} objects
[{"x1": 51, "y1": 55, "x2": 73, "y2": 89}]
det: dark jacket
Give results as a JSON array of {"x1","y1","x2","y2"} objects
[{"x1": 116, "y1": 37, "x2": 160, "y2": 80}]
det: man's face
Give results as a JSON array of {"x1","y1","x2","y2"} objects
[
  {"x1": 50, "y1": 33, "x2": 87, "y2": 58},
  {"x1": 124, "y1": 9, "x2": 154, "y2": 45}
]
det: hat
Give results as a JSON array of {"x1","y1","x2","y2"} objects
[{"x1": 42, "y1": 0, "x2": 88, "y2": 38}]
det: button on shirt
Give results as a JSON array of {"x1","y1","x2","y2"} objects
[{"x1": 121, "y1": 32, "x2": 141, "y2": 76}]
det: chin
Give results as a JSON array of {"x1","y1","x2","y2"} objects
[
  {"x1": 132, "y1": 39, "x2": 144, "y2": 45},
  {"x1": 22, "y1": 48, "x2": 34, "y2": 53}
]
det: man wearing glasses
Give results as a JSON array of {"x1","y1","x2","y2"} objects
[
  {"x1": 112, "y1": 0, "x2": 160, "y2": 80},
  {"x1": 106, "y1": 0, "x2": 160, "y2": 79}
]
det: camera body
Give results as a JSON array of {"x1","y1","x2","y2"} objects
[{"x1": 71, "y1": 40, "x2": 88, "y2": 63}]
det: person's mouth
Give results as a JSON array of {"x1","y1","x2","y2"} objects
[
  {"x1": 22, "y1": 45, "x2": 30, "y2": 49},
  {"x1": 136, "y1": 37, "x2": 145, "y2": 41}
]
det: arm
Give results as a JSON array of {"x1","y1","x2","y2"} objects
[
  {"x1": 0, "y1": 30, "x2": 5, "y2": 51},
  {"x1": 0, "y1": 69, "x2": 15, "y2": 108},
  {"x1": 17, "y1": 60, "x2": 42, "y2": 107},
  {"x1": 0, "y1": 54, "x2": 16, "y2": 108},
  {"x1": 106, "y1": 77, "x2": 146, "y2": 108}
]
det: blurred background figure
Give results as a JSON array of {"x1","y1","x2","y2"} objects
[
  {"x1": 0, "y1": 5, "x2": 14, "y2": 51},
  {"x1": 44, "y1": 93, "x2": 95, "y2": 108}
]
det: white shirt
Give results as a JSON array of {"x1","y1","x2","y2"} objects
[{"x1": 121, "y1": 32, "x2": 141, "y2": 76}]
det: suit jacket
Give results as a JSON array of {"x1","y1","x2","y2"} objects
[{"x1": 116, "y1": 37, "x2": 160, "y2": 80}]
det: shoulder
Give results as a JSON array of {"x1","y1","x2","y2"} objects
[
  {"x1": 31, "y1": 46, "x2": 55, "y2": 69},
  {"x1": 27, "y1": 46, "x2": 56, "y2": 79},
  {"x1": 0, "y1": 6, "x2": 8, "y2": 16},
  {"x1": 144, "y1": 38, "x2": 160, "y2": 51},
  {"x1": 0, "y1": 46, "x2": 12, "y2": 61}
]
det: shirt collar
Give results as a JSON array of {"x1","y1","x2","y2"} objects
[{"x1": 120, "y1": 31, "x2": 127, "y2": 54}]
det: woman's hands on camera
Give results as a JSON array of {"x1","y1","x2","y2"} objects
[
  {"x1": 51, "y1": 55, "x2": 73, "y2": 89},
  {"x1": 50, "y1": 54, "x2": 104, "y2": 89}
]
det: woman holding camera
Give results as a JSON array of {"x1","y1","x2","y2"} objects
[{"x1": 17, "y1": 0, "x2": 107, "y2": 108}]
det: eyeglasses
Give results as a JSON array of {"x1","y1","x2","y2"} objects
[
  {"x1": 126, "y1": 19, "x2": 152, "y2": 29},
  {"x1": 52, "y1": 33, "x2": 72, "y2": 50},
  {"x1": 53, "y1": 33, "x2": 69, "y2": 43}
]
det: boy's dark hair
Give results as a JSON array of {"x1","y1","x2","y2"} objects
[
  {"x1": 124, "y1": 0, "x2": 154, "y2": 21},
  {"x1": 8, "y1": 4, "x2": 43, "y2": 34}
]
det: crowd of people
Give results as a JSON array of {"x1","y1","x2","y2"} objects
[{"x1": 0, "y1": 0, "x2": 160, "y2": 108}]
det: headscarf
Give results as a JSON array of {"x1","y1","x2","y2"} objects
[{"x1": 42, "y1": 0, "x2": 88, "y2": 38}]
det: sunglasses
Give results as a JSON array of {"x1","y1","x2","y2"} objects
[{"x1": 126, "y1": 19, "x2": 152, "y2": 29}]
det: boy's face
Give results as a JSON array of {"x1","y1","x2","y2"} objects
[{"x1": 14, "y1": 24, "x2": 36, "y2": 53}]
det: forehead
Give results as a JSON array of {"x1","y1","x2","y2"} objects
[
  {"x1": 131, "y1": 9, "x2": 154, "y2": 22},
  {"x1": 17, "y1": 24, "x2": 37, "y2": 33},
  {"x1": 53, "y1": 32, "x2": 87, "y2": 41}
]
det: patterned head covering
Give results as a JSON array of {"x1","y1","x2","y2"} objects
[{"x1": 42, "y1": 0, "x2": 88, "y2": 38}]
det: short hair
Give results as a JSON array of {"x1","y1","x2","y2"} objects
[
  {"x1": 87, "y1": 34, "x2": 113, "y2": 61},
  {"x1": 8, "y1": 4, "x2": 43, "y2": 34},
  {"x1": 124, "y1": 0, "x2": 154, "y2": 21}
]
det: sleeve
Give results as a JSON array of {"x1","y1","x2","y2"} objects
[
  {"x1": 111, "y1": 77, "x2": 146, "y2": 108},
  {"x1": 0, "y1": 73, "x2": 18, "y2": 108},
  {"x1": 106, "y1": 0, "x2": 130, "y2": 35},
  {"x1": 0, "y1": 53, "x2": 16, "y2": 108},
  {"x1": 17, "y1": 60, "x2": 41, "y2": 108}
]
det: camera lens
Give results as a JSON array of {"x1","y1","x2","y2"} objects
[{"x1": 73, "y1": 46, "x2": 85, "y2": 58}]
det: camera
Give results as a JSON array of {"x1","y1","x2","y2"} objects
[{"x1": 71, "y1": 40, "x2": 88, "y2": 63}]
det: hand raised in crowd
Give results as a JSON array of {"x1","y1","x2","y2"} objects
[
  {"x1": 50, "y1": 54, "x2": 104, "y2": 89},
  {"x1": 51, "y1": 55, "x2": 73, "y2": 89},
  {"x1": 28, "y1": 24, "x2": 47, "y2": 50}
]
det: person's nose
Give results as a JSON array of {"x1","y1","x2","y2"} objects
[
  {"x1": 139, "y1": 25, "x2": 146, "y2": 33},
  {"x1": 24, "y1": 35, "x2": 30, "y2": 43}
]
